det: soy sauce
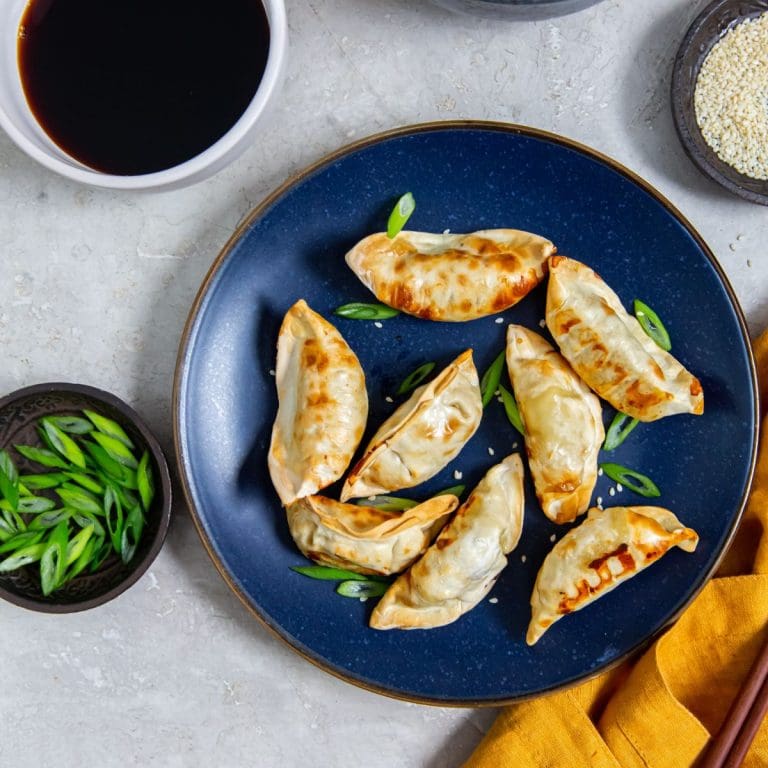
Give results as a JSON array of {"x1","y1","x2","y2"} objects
[{"x1": 18, "y1": 0, "x2": 270, "y2": 176}]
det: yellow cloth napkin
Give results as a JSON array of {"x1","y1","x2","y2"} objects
[{"x1": 464, "y1": 331, "x2": 768, "y2": 768}]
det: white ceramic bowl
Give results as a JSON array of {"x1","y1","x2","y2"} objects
[{"x1": 0, "y1": 0, "x2": 287, "y2": 191}]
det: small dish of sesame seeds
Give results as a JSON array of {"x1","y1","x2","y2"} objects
[{"x1": 672, "y1": 0, "x2": 768, "y2": 205}]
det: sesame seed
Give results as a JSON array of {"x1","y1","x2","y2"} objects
[
  {"x1": 269, "y1": 369, "x2": 276, "y2": 376},
  {"x1": 495, "y1": 317, "x2": 504, "y2": 324},
  {"x1": 453, "y1": 470, "x2": 463, "y2": 480},
  {"x1": 609, "y1": 487, "x2": 616, "y2": 497},
  {"x1": 597, "y1": 503, "x2": 604, "y2": 510},
  {"x1": 385, "y1": 396, "x2": 393, "y2": 403},
  {"x1": 616, "y1": 483, "x2": 624, "y2": 492},
  {"x1": 374, "y1": 321, "x2": 383, "y2": 329},
  {"x1": 489, "y1": 597, "x2": 499, "y2": 604},
  {"x1": 488, "y1": 447, "x2": 495, "y2": 456},
  {"x1": 443, "y1": 228, "x2": 451, "y2": 234},
  {"x1": 598, "y1": 468, "x2": 604, "y2": 477},
  {"x1": 597, "y1": 496, "x2": 603, "y2": 505},
  {"x1": 359, "y1": 597, "x2": 368, "y2": 603},
  {"x1": 512, "y1": 442, "x2": 518, "y2": 449},
  {"x1": 521, "y1": 555, "x2": 527, "y2": 563},
  {"x1": 550, "y1": 534, "x2": 557, "y2": 542},
  {"x1": 538, "y1": 319, "x2": 546, "y2": 328},
  {"x1": 694, "y1": 13, "x2": 768, "y2": 180}
]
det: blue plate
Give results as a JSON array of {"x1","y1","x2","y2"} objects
[{"x1": 174, "y1": 122, "x2": 758, "y2": 705}]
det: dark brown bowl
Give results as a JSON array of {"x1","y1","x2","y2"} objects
[
  {"x1": 0, "y1": 383, "x2": 172, "y2": 612},
  {"x1": 671, "y1": 0, "x2": 768, "y2": 205}
]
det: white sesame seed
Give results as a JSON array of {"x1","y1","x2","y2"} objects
[
  {"x1": 453, "y1": 470, "x2": 463, "y2": 480},
  {"x1": 550, "y1": 534, "x2": 557, "y2": 542},
  {"x1": 609, "y1": 487, "x2": 616, "y2": 497},
  {"x1": 269, "y1": 369, "x2": 276, "y2": 376},
  {"x1": 616, "y1": 483, "x2": 624, "y2": 492},
  {"x1": 488, "y1": 447, "x2": 495, "y2": 456},
  {"x1": 374, "y1": 321, "x2": 383, "y2": 329},
  {"x1": 597, "y1": 503, "x2": 604, "y2": 510},
  {"x1": 359, "y1": 597, "x2": 368, "y2": 603},
  {"x1": 538, "y1": 319, "x2": 546, "y2": 328},
  {"x1": 598, "y1": 467, "x2": 604, "y2": 477},
  {"x1": 385, "y1": 396, "x2": 393, "y2": 403},
  {"x1": 443, "y1": 228, "x2": 451, "y2": 234},
  {"x1": 495, "y1": 317, "x2": 504, "y2": 324},
  {"x1": 489, "y1": 597, "x2": 499, "y2": 604},
  {"x1": 521, "y1": 555, "x2": 527, "y2": 563},
  {"x1": 512, "y1": 442, "x2": 518, "y2": 449},
  {"x1": 597, "y1": 496, "x2": 603, "y2": 505}
]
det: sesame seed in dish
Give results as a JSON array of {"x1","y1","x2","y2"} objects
[{"x1": 694, "y1": 12, "x2": 768, "y2": 180}]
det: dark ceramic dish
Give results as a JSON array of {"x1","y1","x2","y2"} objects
[
  {"x1": 0, "y1": 383, "x2": 172, "y2": 613},
  {"x1": 175, "y1": 122, "x2": 758, "y2": 705},
  {"x1": 671, "y1": 0, "x2": 768, "y2": 205},
  {"x1": 432, "y1": 0, "x2": 605, "y2": 20}
]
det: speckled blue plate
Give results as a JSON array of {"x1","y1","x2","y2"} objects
[{"x1": 174, "y1": 122, "x2": 758, "y2": 705}]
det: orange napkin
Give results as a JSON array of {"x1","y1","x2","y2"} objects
[{"x1": 464, "y1": 331, "x2": 768, "y2": 768}]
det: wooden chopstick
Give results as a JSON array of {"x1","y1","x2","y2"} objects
[{"x1": 698, "y1": 626, "x2": 768, "y2": 768}]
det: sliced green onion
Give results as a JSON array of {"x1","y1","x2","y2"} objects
[
  {"x1": 19, "y1": 472, "x2": 69, "y2": 490},
  {"x1": 104, "y1": 486, "x2": 124, "y2": 553},
  {"x1": 40, "y1": 520, "x2": 69, "y2": 595},
  {"x1": 634, "y1": 299, "x2": 671, "y2": 352},
  {"x1": 66, "y1": 537, "x2": 97, "y2": 581},
  {"x1": 136, "y1": 451, "x2": 155, "y2": 512},
  {"x1": 499, "y1": 385, "x2": 525, "y2": 436},
  {"x1": 14, "y1": 445, "x2": 70, "y2": 470},
  {"x1": 47, "y1": 416, "x2": 93, "y2": 435},
  {"x1": 82, "y1": 440, "x2": 126, "y2": 479},
  {"x1": 16, "y1": 496, "x2": 57, "y2": 514},
  {"x1": 73, "y1": 512, "x2": 106, "y2": 538},
  {"x1": 28, "y1": 509, "x2": 71, "y2": 531},
  {"x1": 89, "y1": 538, "x2": 113, "y2": 573},
  {"x1": 334, "y1": 302, "x2": 400, "y2": 320},
  {"x1": 599, "y1": 462, "x2": 661, "y2": 498},
  {"x1": 354, "y1": 495, "x2": 419, "y2": 512},
  {"x1": 40, "y1": 418, "x2": 86, "y2": 469},
  {"x1": 396, "y1": 361, "x2": 436, "y2": 396},
  {"x1": 387, "y1": 192, "x2": 416, "y2": 239},
  {"x1": 336, "y1": 580, "x2": 390, "y2": 598},
  {"x1": 65, "y1": 525, "x2": 94, "y2": 568},
  {"x1": 291, "y1": 565, "x2": 373, "y2": 582},
  {"x1": 431, "y1": 484, "x2": 466, "y2": 499},
  {"x1": 90, "y1": 432, "x2": 138, "y2": 470},
  {"x1": 603, "y1": 412, "x2": 640, "y2": 451},
  {"x1": 0, "y1": 530, "x2": 44, "y2": 555},
  {"x1": 480, "y1": 350, "x2": 506, "y2": 408},
  {"x1": 2, "y1": 507, "x2": 25, "y2": 533},
  {"x1": 55, "y1": 485, "x2": 103, "y2": 516},
  {"x1": 83, "y1": 409, "x2": 134, "y2": 449},
  {"x1": 0, "y1": 542, "x2": 47, "y2": 573},
  {"x1": 0, "y1": 449, "x2": 19, "y2": 511},
  {"x1": 120, "y1": 505, "x2": 144, "y2": 563}
]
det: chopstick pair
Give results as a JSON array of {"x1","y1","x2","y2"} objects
[{"x1": 699, "y1": 624, "x2": 768, "y2": 768}]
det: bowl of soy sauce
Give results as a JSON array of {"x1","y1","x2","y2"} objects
[{"x1": 0, "y1": 0, "x2": 287, "y2": 191}]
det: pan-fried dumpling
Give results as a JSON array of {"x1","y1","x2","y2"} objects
[
  {"x1": 370, "y1": 454, "x2": 525, "y2": 630},
  {"x1": 345, "y1": 229, "x2": 556, "y2": 322},
  {"x1": 340, "y1": 350, "x2": 482, "y2": 501},
  {"x1": 268, "y1": 300, "x2": 368, "y2": 506},
  {"x1": 527, "y1": 505, "x2": 699, "y2": 645},
  {"x1": 286, "y1": 494, "x2": 458, "y2": 576},
  {"x1": 546, "y1": 256, "x2": 704, "y2": 422},
  {"x1": 506, "y1": 325, "x2": 603, "y2": 524}
]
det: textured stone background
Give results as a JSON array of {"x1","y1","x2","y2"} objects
[{"x1": 0, "y1": 1, "x2": 765, "y2": 765}]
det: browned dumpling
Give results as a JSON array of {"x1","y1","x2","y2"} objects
[
  {"x1": 268, "y1": 300, "x2": 368, "y2": 506},
  {"x1": 370, "y1": 454, "x2": 525, "y2": 630},
  {"x1": 546, "y1": 256, "x2": 704, "y2": 422},
  {"x1": 527, "y1": 506, "x2": 699, "y2": 645},
  {"x1": 340, "y1": 350, "x2": 482, "y2": 501},
  {"x1": 506, "y1": 325, "x2": 603, "y2": 524},
  {"x1": 286, "y1": 494, "x2": 458, "y2": 576},
  {"x1": 345, "y1": 229, "x2": 555, "y2": 322}
]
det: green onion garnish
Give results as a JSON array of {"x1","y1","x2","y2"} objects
[
  {"x1": 387, "y1": 192, "x2": 416, "y2": 239},
  {"x1": 354, "y1": 495, "x2": 419, "y2": 512},
  {"x1": 634, "y1": 299, "x2": 671, "y2": 351},
  {"x1": 336, "y1": 580, "x2": 390, "y2": 599},
  {"x1": 333, "y1": 302, "x2": 400, "y2": 320},
  {"x1": 599, "y1": 462, "x2": 661, "y2": 498},
  {"x1": 291, "y1": 565, "x2": 375, "y2": 582},
  {"x1": 396, "y1": 361, "x2": 436, "y2": 396},
  {"x1": 499, "y1": 385, "x2": 525, "y2": 436},
  {"x1": 431, "y1": 484, "x2": 466, "y2": 499},
  {"x1": 480, "y1": 350, "x2": 506, "y2": 408},
  {"x1": 603, "y1": 412, "x2": 640, "y2": 451}
]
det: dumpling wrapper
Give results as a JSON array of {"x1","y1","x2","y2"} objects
[
  {"x1": 527, "y1": 505, "x2": 699, "y2": 645},
  {"x1": 340, "y1": 349, "x2": 482, "y2": 501},
  {"x1": 345, "y1": 229, "x2": 556, "y2": 322},
  {"x1": 370, "y1": 454, "x2": 525, "y2": 630},
  {"x1": 287, "y1": 494, "x2": 458, "y2": 576},
  {"x1": 506, "y1": 325, "x2": 603, "y2": 524},
  {"x1": 268, "y1": 300, "x2": 368, "y2": 506},
  {"x1": 546, "y1": 256, "x2": 704, "y2": 422}
]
